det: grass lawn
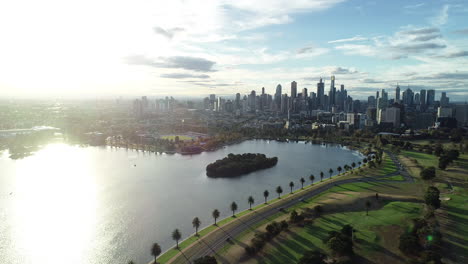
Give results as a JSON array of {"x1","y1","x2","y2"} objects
[
  {"x1": 236, "y1": 200, "x2": 422, "y2": 264},
  {"x1": 380, "y1": 175, "x2": 405, "y2": 181}
]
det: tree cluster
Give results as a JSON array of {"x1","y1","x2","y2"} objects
[
  {"x1": 424, "y1": 186, "x2": 441, "y2": 209},
  {"x1": 245, "y1": 220, "x2": 288, "y2": 256},
  {"x1": 438, "y1": 149, "x2": 459, "y2": 170},
  {"x1": 324, "y1": 225, "x2": 354, "y2": 257},
  {"x1": 206, "y1": 153, "x2": 278, "y2": 177},
  {"x1": 193, "y1": 256, "x2": 218, "y2": 264},
  {"x1": 420, "y1": 166, "x2": 436, "y2": 181},
  {"x1": 399, "y1": 218, "x2": 442, "y2": 263}
]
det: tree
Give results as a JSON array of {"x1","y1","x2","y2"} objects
[
  {"x1": 329, "y1": 168, "x2": 334, "y2": 179},
  {"x1": 298, "y1": 250, "x2": 326, "y2": 264},
  {"x1": 193, "y1": 255, "x2": 218, "y2": 264},
  {"x1": 248, "y1": 196, "x2": 254, "y2": 210},
  {"x1": 230, "y1": 201, "x2": 238, "y2": 217},
  {"x1": 337, "y1": 166, "x2": 342, "y2": 175},
  {"x1": 399, "y1": 232, "x2": 420, "y2": 255},
  {"x1": 309, "y1": 174, "x2": 315, "y2": 185},
  {"x1": 128, "y1": 261, "x2": 135, "y2": 264},
  {"x1": 420, "y1": 166, "x2": 436, "y2": 181},
  {"x1": 172, "y1": 229, "x2": 181, "y2": 249},
  {"x1": 365, "y1": 200, "x2": 371, "y2": 216},
  {"x1": 425, "y1": 186, "x2": 441, "y2": 209},
  {"x1": 352, "y1": 162, "x2": 356, "y2": 169},
  {"x1": 289, "y1": 181, "x2": 294, "y2": 193},
  {"x1": 363, "y1": 158, "x2": 368, "y2": 164},
  {"x1": 276, "y1": 186, "x2": 283, "y2": 198},
  {"x1": 151, "y1": 243, "x2": 161, "y2": 264},
  {"x1": 438, "y1": 156, "x2": 451, "y2": 170},
  {"x1": 263, "y1": 190, "x2": 269, "y2": 203},
  {"x1": 375, "y1": 193, "x2": 379, "y2": 200},
  {"x1": 434, "y1": 143, "x2": 444, "y2": 157},
  {"x1": 320, "y1": 171, "x2": 324, "y2": 181},
  {"x1": 314, "y1": 205, "x2": 323, "y2": 217},
  {"x1": 300, "y1": 177, "x2": 305, "y2": 189},
  {"x1": 212, "y1": 209, "x2": 220, "y2": 225},
  {"x1": 192, "y1": 217, "x2": 201, "y2": 236}
]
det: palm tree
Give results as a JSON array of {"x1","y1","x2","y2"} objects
[
  {"x1": 172, "y1": 229, "x2": 181, "y2": 249},
  {"x1": 128, "y1": 261, "x2": 135, "y2": 264},
  {"x1": 300, "y1": 177, "x2": 305, "y2": 189},
  {"x1": 192, "y1": 217, "x2": 201, "y2": 236},
  {"x1": 329, "y1": 168, "x2": 334, "y2": 178},
  {"x1": 276, "y1": 186, "x2": 283, "y2": 198},
  {"x1": 212, "y1": 209, "x2": 220, "y2": 225},
  {"x1": 352, "y1": 162, "x2": 356, "y2": 169},
  {"x1": 365, "y1": 200, "x2": 371, "y2": 216},
  {"x1": 289, "y1": 181, "x2": 294, "y2": 193},
  {"x1": 337, "y1": 166, "x2": 342, "y2": 175},
  {"x1": 309, "y1": 174, "x2": 315, "y2": 185},
  {"x1": 358, "y1": 161, "x2": 362, "y2": 166},
  {"x1": 151, "y1": 243, "x2": 161, "y2": 264},
  {"x1": 320, "y1": 171, "x2": 324, "y2": 181},
  {"x1": 248, "y1": 196, "x2": 255, "y2": 210},
  {"x1": 230, "y1": 202, "x2": 238, "y2": 217},
  {"x1": 263, "y1": 190, "x2": 269, "y2": 203}
]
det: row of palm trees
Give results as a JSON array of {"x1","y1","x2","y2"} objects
[{"x1": 149, "y1": 158, "x2": 371, "y2": 263}]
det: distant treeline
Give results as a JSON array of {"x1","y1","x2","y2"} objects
[{"x1": 206, "y1": 153, "x2": 278, "y2": 177}]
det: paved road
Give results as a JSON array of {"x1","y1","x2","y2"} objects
[{"x1": 169, "y1": 152, "x2": 412, "y2": 264}]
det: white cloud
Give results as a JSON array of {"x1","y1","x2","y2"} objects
[
  {"x1": 431, "y1": 5, "x2": 449, "y2": 26},
  {"x1": 328, "y1": 36, "x2": 368, "y2": 43}
]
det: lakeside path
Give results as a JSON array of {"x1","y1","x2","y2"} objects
[{"x1": 164, "y1": 152, "x2": 412, "y2": 264}]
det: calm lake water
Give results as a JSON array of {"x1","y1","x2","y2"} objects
[{"x1": 0, "y1": 140, "x2": 363, "y2": 264}]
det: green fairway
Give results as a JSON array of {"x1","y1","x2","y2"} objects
[
  {"x1": 259, "y1": 201, "x2": 422, "y2": 264},
  {"x1": 401, "y1": 150, "x2": 437, "y2": 168},
  {"x1": 380, "y1": 174, "x2": 405, "y2": 181}
]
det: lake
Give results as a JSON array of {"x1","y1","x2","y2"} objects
[{"x1": 0, "y1": 140, "x2": 363, "y2": 264}]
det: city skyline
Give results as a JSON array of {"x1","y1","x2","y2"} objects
[{"x1": 1, "y1": 0, "x2": 467, "y2": 100}]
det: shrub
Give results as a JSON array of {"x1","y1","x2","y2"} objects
[{"x1": 420, "y1": 166, "x2": 436, "y2": 181}]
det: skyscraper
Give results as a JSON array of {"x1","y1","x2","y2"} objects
[
  {"x1": 395, "y1": 84, "x2": 400, "y2": 102},
  {"x1": 302, "y1": 88, "x2": 308, "y2": 98},
  {"x1": 420, "y1": 89, "x2": 426, "y2": 106},
  {"x1": 317, "y1": 78, "x2": 324, "y2": 108},
  {"x1": 427, "y1": 90, "x2": 435, "y2": 106},
  {"x1": 291, "y1": 81, "x2": 297, "y2": 98},
  {"x1": 440, "y1": 92, "x2": 449, "y2": 107},
  {"x1": 329, "y1": 75, "x2": 336, "y2": 106},
  {"x1": 275, "y1": 84, "x2": 282, "y2": 110}
]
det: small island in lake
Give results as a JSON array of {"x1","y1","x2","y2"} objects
[{"x1": 206, "y1": 153, "x2": 278, "y2": 177}]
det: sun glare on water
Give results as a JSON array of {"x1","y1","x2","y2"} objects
[{"x1": 11, "y1": 144, "x2": 98, "y2": 264}]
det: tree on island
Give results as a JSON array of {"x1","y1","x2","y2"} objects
[
  {"x1": 289, "y1": 181, "x2": 295, "y2": 193},
  {"x1": 192, "y1": 217, "x2": 201, "y2": 236},
  {"x1": 151, "y1": 243, "x2": 161, "y2": 264},
  {"x1": 329, "y1": 168, "x2": 334, "y2": 179},
  {"x1": 300, "y1": 177, "x2": 305, "y2": 189},
  {"x1": 230, "y1": 202, "x2": 238, "y2": 217},
  {"x1": 309, "y1": 174, "x2": 315, "y2": 185},
  {"x1": 172, "y1": 229, "x2": 181, "y2": 249},
  {"x1": 248, "y1": 196, "x2": 255, "y2": 210},
  {"x1": 320, "y1": 171, "x2": 324, "y2": 181},
  {"x1": 276, "y1": 186, "x2": 283, "y2": 198},
  {"x1": 212, "y1": 209, "x2": 220, "y2": 225},
  {"x1": 206, "y1": 153, "x2": 278, "y2": 178},
  {"x1": 263, "y1": 190, "x2": 269, "y2": 203}
]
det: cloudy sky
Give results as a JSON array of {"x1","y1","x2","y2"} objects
[{"x1": 1, "y1": 0, "x2": 467, "y2": 100}]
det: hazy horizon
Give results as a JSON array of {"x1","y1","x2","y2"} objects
[{"x1": 1, "y1": 0, "x2": 467, "y2": 100}]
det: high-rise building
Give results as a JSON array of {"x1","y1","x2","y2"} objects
[
  {"x1": 395, "y1": 84, "x2": 400, "y2": 102},
  {"x1": 249, "y1": 90, "x2": 256, "y2": 112},
  {"x1": 368, "y1": 96, "x2": 376, "y2": 107},
  {"x1": 291, "y1": 81, "x2": 297, "y2": 98},
  {"x1": 316, "y1": 78, "x2": 325, "y2": 109},
  {"x1": 414, "y1": 93, "x2": 420, "y2": 105},
  {"x1": 440, "y1": 92, "x2": 449, "y2": 107},
  {"x1": 455, "y1": 104, "x2": 468, "y2": 127},
  {"x1": 427, "y1": 90, "x2": 435, "y2": 106},
  {"x1": 402, "y1": 88, "x2": 414, "y2": 106},
  {"x1": 235, "y1": 93, "x2": 241, "y2": 109},
  {"x1": 302, "y1": 88, "x2": 308, "y2": 98},
  {"x1": 275, "y1": 84, "x2": 282, "y2": 110},
  {"x1": 420, "y1": 89, "x2": 426, "y2": 106},
  {"x1": 329, "y1": 75, "x2": 336, "y2": 106}
]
